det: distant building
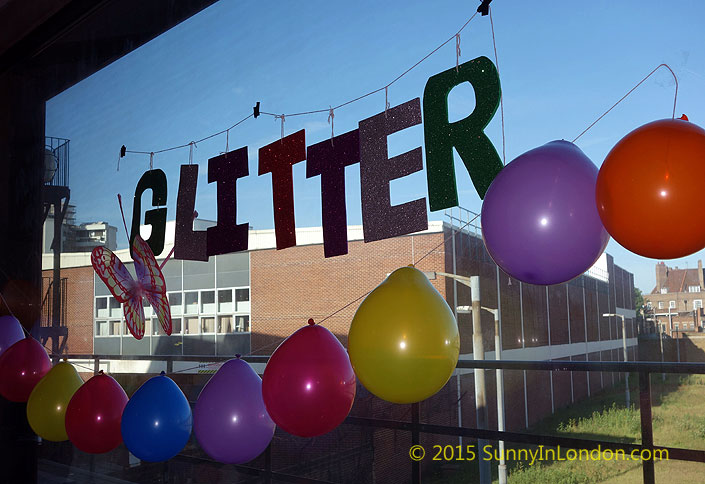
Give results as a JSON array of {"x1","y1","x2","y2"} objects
[
  {"x1": 644, "y1": 260, "x2": 704, "y2": 337},
  {"x1": 42, "y1": 204, "x2": 117, "y2": 253}
]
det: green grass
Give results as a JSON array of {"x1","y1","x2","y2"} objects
[{"x1": 428, "y1": 374, "x2": 705, "y2": 484}]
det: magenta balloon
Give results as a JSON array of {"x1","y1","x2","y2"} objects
[
  {"x1": 262, "y1": 322, "x2": 356, "y2": 437},
  {"x1": 194, "y1": 358, "x2": 275, "y2": 464},
  {"x1": 0, "y1": 315, "x2": 25, "y2": 357},
  {"x1": 481, "y1": 140, "x2": 609, "y2": 285}
]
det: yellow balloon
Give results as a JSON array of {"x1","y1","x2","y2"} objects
[
  {"x1": 348, "y1": 266, "x2": 460, "y2": 404},
  {"x1": 27, "y1": 361, "x2": 83, "y2": 441}
]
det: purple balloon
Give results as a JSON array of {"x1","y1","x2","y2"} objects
[
  {"x1": 0, "y1": 315, "x2": 25, "y2": 357},
  {"x1": 194, "y1": 358, "x2": 275, "y2": 464},
  {"x1": 481, "y1": 140, "x2": 609, "y2": 285}
]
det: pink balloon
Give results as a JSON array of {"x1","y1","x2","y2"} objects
[
  {"x1": 262, "y1": 320, "x2": 356, "y2": 437},
  {"x1": 0, "y1": 337, "x2": 51, "y2": 402},
  {"x1": 65, "y1": 372, "x2": 128, "y2": 454}
]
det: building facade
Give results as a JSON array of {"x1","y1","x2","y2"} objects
[
  {"x1": 44, "y1": 216, "x2": 637, "y2": 431},
  {"x1": 644, "y1": 260, "x2": 705, "y2": 337}
]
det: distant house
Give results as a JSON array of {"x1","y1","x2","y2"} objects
[{"x1": 644, "y1": 261, "x2": 704, "y2": 337}]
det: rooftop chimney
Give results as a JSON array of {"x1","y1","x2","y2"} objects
[
  {"x1": 656, "y1": 261, "x2": 668, "y2": 290},
  {"x1": 699, "y1": 260, "x2": 704, "y2": 290}
]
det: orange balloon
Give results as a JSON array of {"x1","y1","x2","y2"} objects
[{"x1": 596, "y1": 118, "x2": 705, "y2": 259}]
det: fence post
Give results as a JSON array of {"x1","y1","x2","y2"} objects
[
  {"x1": 639, "y1": 372, "x2": 655, "y2": 484},
  {"x1": 412, "y1": 402, "x2": 420, "y2": 484},
  {"x1": 264, "y1": 442, "x2": 272, "y2": 484}
]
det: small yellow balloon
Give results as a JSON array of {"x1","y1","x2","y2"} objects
[
  {"x1": 348, "y1": 266, "x2": 460, "y2": 404},
  {"x1": 27, "y1": 361, "x2": 83, "y2": 441}
]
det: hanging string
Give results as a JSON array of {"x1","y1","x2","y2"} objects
[
  {"x1": 124, "y1": 113, "x2": 253, "y2": 157},
  {"x1": 149, "y1": 152, "x2": 154, "y2": 170},
  {"x1": 121, "y1": 10, "x2": 483, "y2": 162},
  {"x1": 274, "y1": 114, "x2": 285, "y2": 140},
  {"x1": 188, "y1": 142, "x2": 196, "y2": 165},
  {"x1": 385, "y1": 86, "x2": 390, "y2": 116},
  {"x1": 328, "y1": 106, "x2": 335, "y2": 143},
  {"x1": 488, "y1": 6, "x2": 506, "y2": 164},
  {"x1": 571, "y1": 63, "x2": 679, "y2": 143},
  {"x1": 225, "y1": 129, "x2": 229, "y2": 153},
  {"x1": 455, "y1": 34, "x2": 461, "y2": 73}
]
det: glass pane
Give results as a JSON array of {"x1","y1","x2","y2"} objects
[
  {"x1": 218, "y1": 289, "x2": 233, "y2": 313},
  {"x1": 236, "y1": 288, "x2": 250, "y2": 312},
  {"x1": 201, "y1": 316, "x2": 215, "y2": 333},
  {"x1": 173, "y1": 318, "x2": 182, "y2": 334},
  {"x1": 109, "y1": 297, "x2": 121, "y2": 318},
  {"x1": 110, "y1": 320, "x2": 122, "y2": 336},
  {"x1": 185, "y1": 291, "x2": 198, "y2": 314},
  {"x1": 169, "y1": 292, "x2": 182, "y2": 315},
  {"x1": 95, "y1": 297, "x2": 108, "y2": 318},
  {"x1": 144, "y1": 317, "x2": 152, "y2": 334},
  {"x1": 96, "y1": 320, "x2": 109, "y2": 336},
  {"x1": 185, "y1": 317, "x2": 199, "y2": 335},
  {"x1": 235, "y1": 315, "x2": 250, "y2": 332},
  {"x1": 218, "y1": 315, "x2": 233, "y2": 333},
  {"x1": 201, "y1": 290, "x2": 216, "y2": 313}
]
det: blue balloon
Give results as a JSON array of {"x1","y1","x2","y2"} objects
[{"x1": 121, "y1": 372, "x2": 192, "y2": 462}]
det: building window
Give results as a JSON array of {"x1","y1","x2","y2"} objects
[
  {"x1": 236, "y1": 288, "x2": 250, "y2": 312},
  {"x1": 218, "y1": 315, "x2": 233, "y2": 333},
  {"x1": 96, "y1": 320, "x2": 109, "y2": 336},
  {"x1": 689, "y1": 286, "x2": 701, "y2": 293},
  {"x1": 111, "y1": 320, "x2": 122, "y2": 336},
  {"x1": 695, "y1": 300, "x2": 703, "y2": 310},
  {"x1": 169, "y1": 292, "x2": 182, "y2": 316},
  {"x1": 669, "y1": 300, "x2": 676, "y2": 309},
  {"x1": 646, "y1": 301, "x2": 652, "y2": 309},
  {"x1": 185, "y1": 316, "x2": 199, "y2": 334},
  {"x1": 235, "y1": 315, "x2": 250, "y2": 332},
  {"x1": 661, "y1": 287, "x2": 668, "y2": 294},
  {"x1": 674, "y1": 322, "x2": 679, "y2": 331},
  {"x1": 218, "y1": 289, "x2": 233, "y2": 313},
  {"x1": 201, "y1": 316, "x2": 216, "y2": 333},
  {"x1": 690, "y1": 322, "x2": 695, "y2": 330},
  {"x1": 185, "y1": 291, "x2": 199, "y2": 314},
  {"x1": 96, "y1": 297, "x2": 108, "y2": 318},
  {"x1": 109, "y1": 297, "x2": 121, "y2": 318},
  {"x1": 201, "y1": 290, "x2": 216, "y2": 313},
  {"x1": 658, "y1": 301, "x2": 664, "y2": 309}
]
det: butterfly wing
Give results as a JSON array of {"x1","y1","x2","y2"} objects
[
  {"x1": 132, "y1": 235, "x2": 172, "y2": 335},
  {"x1": 123, "y1": 296, "x2": 146, "y2": 339},
  {"x1": 91, "y1": 245, "x2": 145, "y2": 339},
  {"x1": 91, "y1": 246, "x2": 134, "y2": 303},
  {"x1": 132, "y1": 235, "x2": 167, "y2": 294},
  {"x1": 144, "y1": 290, "x2": 172, "y2": 336}
]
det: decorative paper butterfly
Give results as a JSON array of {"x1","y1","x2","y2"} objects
[{"x1": 91, "y1": 234, "x2": 172, "y2": 339}]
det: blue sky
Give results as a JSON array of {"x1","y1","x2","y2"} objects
[{"x1": 45, "y1": 0, "x2": 705, "y2": 293}]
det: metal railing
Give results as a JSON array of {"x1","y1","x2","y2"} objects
[
  {"x1": 57, "y1": 354, "x2": 705, "y2": 484},
  {"x1": 44, "y1": 137, "x2": 70, "y2": 188}
]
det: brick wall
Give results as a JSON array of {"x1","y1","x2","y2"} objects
[
  {"x1": 42, "y1": 265, "x2": 94, "y2": 354},
  {"x1": 249, "y1": 232, "x2": 447, "y2": 355}
]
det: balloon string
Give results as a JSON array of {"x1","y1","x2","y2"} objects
[
  {"x1": 488, "y1": 6, "x2": 506, "y2": 165},
  {"x1": 571, "y1": 63, "x2": 679, "y2": 143},
  {"x1": 0, "y1": 289, "x2": 19, "y2": 322}
]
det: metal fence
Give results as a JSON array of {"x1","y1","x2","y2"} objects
[{"x1": 51, "y1": 354, "x2": 705, "y2": 484}]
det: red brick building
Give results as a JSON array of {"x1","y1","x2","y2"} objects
[{"x1": 644, "y1": 260, "x2": 705, "y2": 337}]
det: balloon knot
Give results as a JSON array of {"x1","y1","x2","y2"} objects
[
  {"x1": 160, "y1": 370, "x2": 166, "y2": 376},
  {"x1": 235, "y1": 354, "x2": 241, "y2": 359},
  {"x1": 307, "y1": 318, "x2": 315, "y2": 326},
  {"x1": 680, "y1": 114, "x2": 689, "y2": 121},
  {"x1": 98, "y1": 370, "x2": 104, "y2": 375}
]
